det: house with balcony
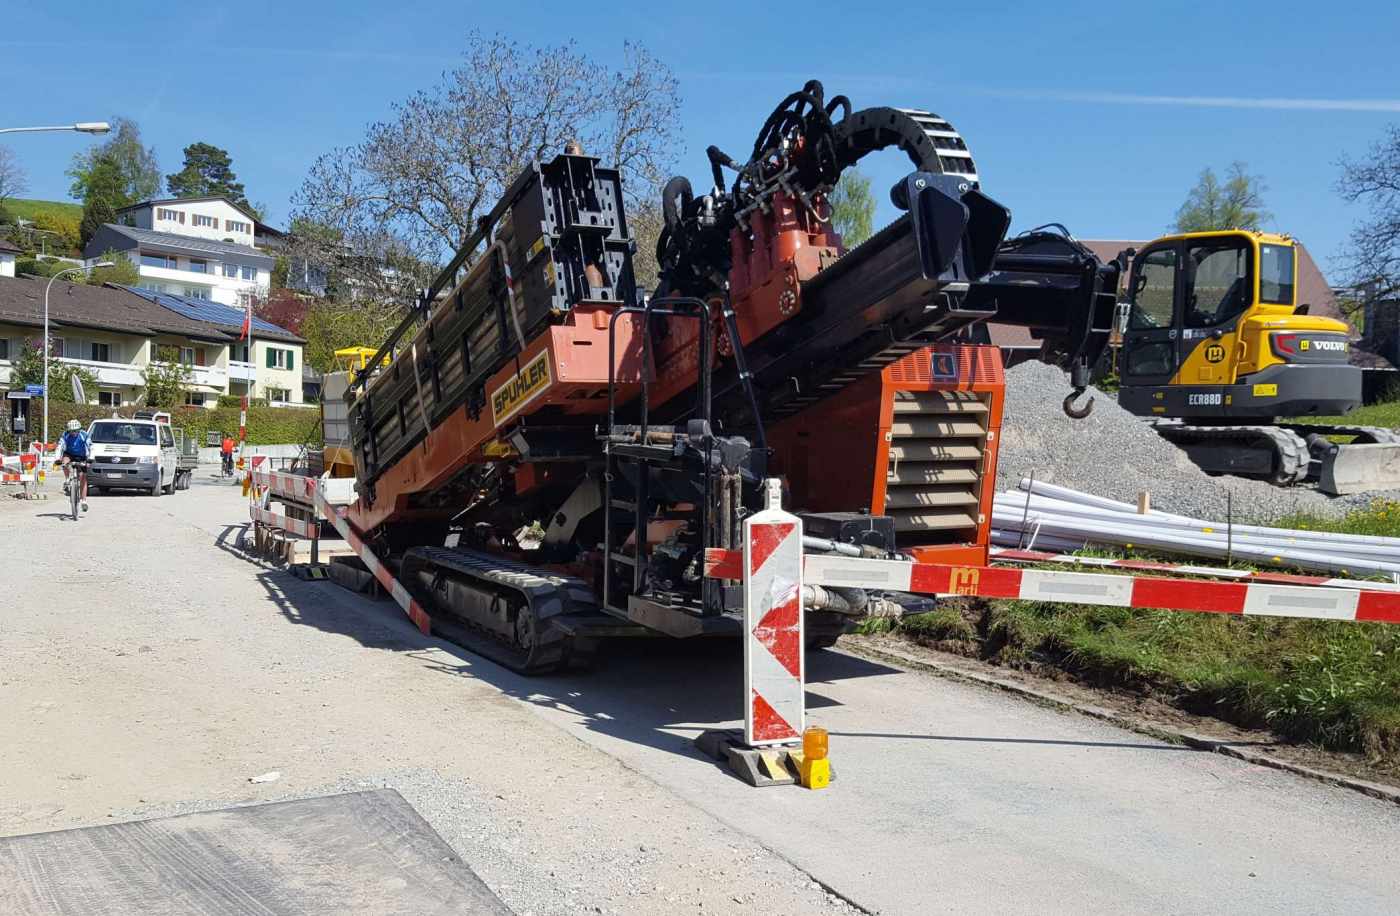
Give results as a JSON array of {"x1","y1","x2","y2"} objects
[
  {"x1": 0, "y1": 274, "x2": 304, "y2": 410},
  {"x1": 83, "y1": 197, "x2": 274, "y2": 307}
]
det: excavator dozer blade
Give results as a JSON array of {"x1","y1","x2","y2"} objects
[{"x1": 1319, "y1": 443, "x2": 1400, "y2": 495}]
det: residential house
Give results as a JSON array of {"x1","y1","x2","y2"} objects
[
  {"x1": 122, "y1": 287, "x2": 306, "y2": 405},
  {"x1": 83, "y1": 197, "x2": 274, "y2": 307},
  {"x1": 0, "y1": 274, "x2": 305, "y2": 410}
]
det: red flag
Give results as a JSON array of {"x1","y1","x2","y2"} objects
[{"x1": 240, "y1": 303, "x2": 251, "y2": 340}]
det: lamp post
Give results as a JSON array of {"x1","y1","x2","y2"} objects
[
  {"x1": 0, "y1": 122, "x2": 111, "y2": 135},
  {"x1": 42, "y1": 263, "x2": 114, "y2": 453}
]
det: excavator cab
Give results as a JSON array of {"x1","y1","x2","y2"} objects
[{"x1": 1117, "y1": 230, "x2": 1361, "y2": 420}]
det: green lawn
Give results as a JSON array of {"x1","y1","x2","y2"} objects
[
  {"x1": 1296, "y1": 400, "x2": 1400, "y2": 430},
  {"x1": 866, "y1": 500, "x2": 1400, "y2": 766},
  {"x1": 6, "y1": 197, "x2": 82, "y2": 222}
]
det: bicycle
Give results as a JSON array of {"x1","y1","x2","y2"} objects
[{"x1": 66, "y1": 459, "x2": 90, "y2": 522}]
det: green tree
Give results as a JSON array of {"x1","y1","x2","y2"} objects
[
  {"x1": 827, "y1": 168, "x2": 875, "y2": 247},
  {"x1": 166, "y1": 142, "x2": 249, "y2": 207},
  {"x1": 79, "y1": 156, "x2": 126, "y2": 247},
  {"x1": 8, "y1": 337, "x2": 99, "y2": 403},
  {"x1": 67, "y1": 117, "x2": 161, "y2": 205},
  {"x1": 1173, "y1": 162, "x2": 1272, "y2": 233},
  {"x1": 88, "y1": 249, "x2": 141, "y2": 286},
  {"x1": 300, "y1": 299, "x2": 404, "y2": 372},
  {"x1": 141, "y1": 346, "x2": 195, "y2": 410}
]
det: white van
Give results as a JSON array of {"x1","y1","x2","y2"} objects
[{"x1": 86, "y1": 411, "x2": 184, "y2": 496}]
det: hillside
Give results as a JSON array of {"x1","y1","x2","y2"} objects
[{"x1": 6, "y1": 197, "x2": 82, "y2": 222}]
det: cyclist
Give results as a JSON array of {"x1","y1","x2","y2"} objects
[
  {"x1": 220, "y1": 433, "x2": 236, "y2": 477},
  {"x1": 56, "y1": 419, "x2": 92, "y2": 512}
]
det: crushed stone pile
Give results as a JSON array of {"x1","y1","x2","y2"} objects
[{"x1": 993, "y1": 361, "x2": 1394, "y2": 522}]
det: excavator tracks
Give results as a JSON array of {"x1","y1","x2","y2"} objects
[
  {"x1": 1154, "y1": 422, "x2": 1313, "y2": 486},
  {"x1": 400, "y1": 547, "x2": 600, "y2": 674}
]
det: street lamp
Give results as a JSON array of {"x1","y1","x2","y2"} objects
[
  {"x1": 0, "y1": 122, "x2": 111, "y2": 135},
  {"x1": 42, "y1": 263, "x2": 114, "y2": 453}
]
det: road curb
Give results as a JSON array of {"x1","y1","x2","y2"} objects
[{"x1": 839, "y1": 636, "x2": 1400, "y2": 807}]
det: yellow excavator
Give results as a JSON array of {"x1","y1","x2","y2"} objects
[{"x1": 1114, "y1": 229, "x2": 1399, "y2": 493}]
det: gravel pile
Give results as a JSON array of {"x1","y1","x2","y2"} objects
[{"x1": 995, "y1": 361, "x2": 1398, "y2": 522}]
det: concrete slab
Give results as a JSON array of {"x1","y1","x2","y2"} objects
[{"x1": 0, "y1": 789, "x2": 509, "y2": 915}]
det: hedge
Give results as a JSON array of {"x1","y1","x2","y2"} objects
[{"x1": 1, "y1": 402, "x2": 323, "y2": 451}]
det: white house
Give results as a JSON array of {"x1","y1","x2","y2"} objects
[
  {"x1": 0, "y1": 238, "x2": 18, "y2": 278},
  {"x1": 83, "y1": 197, "x2": 274, "y2": 307}
]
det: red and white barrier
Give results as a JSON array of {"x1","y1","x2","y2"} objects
[
  {"x1": 990, "y1": 547, "x2": 1400, "y2": 594},
  {"x1": 250, "y1": 504, "x2": 319, "y2": 540},
  {"x1": 704, "y1": 549, "x2": 1400, "y2": 625},
  {"x1": 742, "y1": 480, "x2": 805, "y2": 747}
]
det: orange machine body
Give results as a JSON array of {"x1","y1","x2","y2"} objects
[
  {"x1": 767, "y1": 344, "x2": 1005, "y2": 566},
  {"x1": 348, "y1": 305, "x2": 648, "y2": 533},
  {"x1": 648, "y1": 191, "x2": 842, "y2": 409}
]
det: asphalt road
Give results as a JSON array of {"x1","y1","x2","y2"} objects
[{"x1": 6, "y1": 477, "x2": 1400, "y2": 914}]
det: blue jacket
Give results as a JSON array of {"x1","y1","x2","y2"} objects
[{"x1": 58, "y1": 429, "x2": 91, "y2": 460}]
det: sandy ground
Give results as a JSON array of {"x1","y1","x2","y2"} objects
[
  {"x1": 0, "y1": 478, "x2": 856, "y2": 916},
  {"x1": 5, "y1": 477, "x2": 1400, "y2": 914}
]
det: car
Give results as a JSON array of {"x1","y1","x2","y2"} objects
[{"x1": 85, "y1": 411, "x2": 193, "y2": 496}]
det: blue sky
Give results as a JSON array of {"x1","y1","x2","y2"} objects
[{"x1": 6, "y1": 1, "x2": 1399, "y2": 279}]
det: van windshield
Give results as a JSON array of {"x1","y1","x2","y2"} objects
[{"x1": 90, "y1": 421, "x2": 157, "y2": 445}]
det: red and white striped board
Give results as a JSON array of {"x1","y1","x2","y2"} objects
[
  {"x1": 312, "y1": 483, "x2": 433, "y2": 636},
  {"x1": 250, "y1": 504, "x2": 319, "y2": 540},
  {"x1": 703, "y1": 550, "x2": 1400, "y2": 625},
  {"x1": 252, "y1": 466, "x2": 318, "y2": 505},
  {"x1": 990, "y1": 547, "x2": 1400, "y2": 594},
  {"x1": 742, "y1": 480, "x2": 804, "y2": 747}
]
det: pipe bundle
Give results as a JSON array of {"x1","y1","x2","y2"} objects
[{"x1": 991, "y1": 479, "x2": 1400, "y2": 579}]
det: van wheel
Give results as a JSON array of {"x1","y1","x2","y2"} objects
[
  {"x1": 163, "y1": 475, "x2": 176, "y2": 495},
  {"x1": 150, "y1": 479, "x2": 162, "y2": 497}
]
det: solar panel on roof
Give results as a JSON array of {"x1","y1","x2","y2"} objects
[{"x1": 121, "y1": 287, "x2": 291, "y2": 336}]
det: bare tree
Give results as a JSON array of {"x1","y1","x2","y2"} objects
[
  {"x1": 0, "y1": 146, "x2": 28, "y2": 209},
  {"x1": 290, "y1": 34, "x2": 680, "y2": 313},
  {"x1": 1338, "y1": 126, "x2": 1400, "y2": 327}
]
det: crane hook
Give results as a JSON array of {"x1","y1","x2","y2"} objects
[{"x1": 1062, "y1": 387, "x2": 1095, "y2": 419}]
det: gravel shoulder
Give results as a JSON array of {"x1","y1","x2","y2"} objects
[{"x1": 0, "y1": 477, "x2": 856, "y2": 916}]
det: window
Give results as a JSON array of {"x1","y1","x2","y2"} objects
[
  {"x1": 241, "y1": 265, "x2": 257, "y2": 281},
  {"x1": 185, "y1": 287, "x2": 210, "y2": 299},
  {"x1": 1185, "y1": 238, "x2": 1251, "y2": 329},
  {"x1": 0, "y1": 338, "x2": 9, "y2": 360},
  {"x1": 235, "y1": 344, "x2": 250, "y2": 362},
  {"x1": 52, "y1": 337, "x2": 65, "y2": 358},
  {"x1": 267, "y1": 387, "x2": 290, "y2": 402},
  {"x1": 160, "y1": 425, "x2": 174, "y2": 448},
  {"x1": 98, "y1": 391, "x2": 122, "y2": 407},
  {"x1": 90, "y1": 421, "x2": 156, "y2": 445},
  {"x1": 89, "y1": 342, "x2": 113, "y2": 363},
  {"x1": 223, "y1": 263, "x2": 239, "y2": 278},
  {"x1": 184, "y1": 392, "x2": 206, "y2": 407},
  {"x1": 179, "y1": 347, "x2": 196, "y2": 365},
  {"x1": 138, "y1": 281, "x2": 172, "y2": 294},
  {"x1": 141, "y1": 252, "x2": 179, "y2": 270},
  {"x1": 1128, "y1": 248, "x2": 1177, "y2": 330},
  {"x1": 265, "y1": 347, "x2": 294, "y2": 370},
  {"x1": 193, "y1": 215, "x2": 218, "y2": 228},
  {"x1": 225, "y1": 220, "x2": 249, "y2": 233},
  {"x1": 156, "y1": 208, "x2": 185, "y2": 224},
  {"x1": 1261, "y1": 244, "x2": 1296, "y2": 305},
  {"x1": 188, "y1": 258, "x2": 208, "y2": 274}
]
